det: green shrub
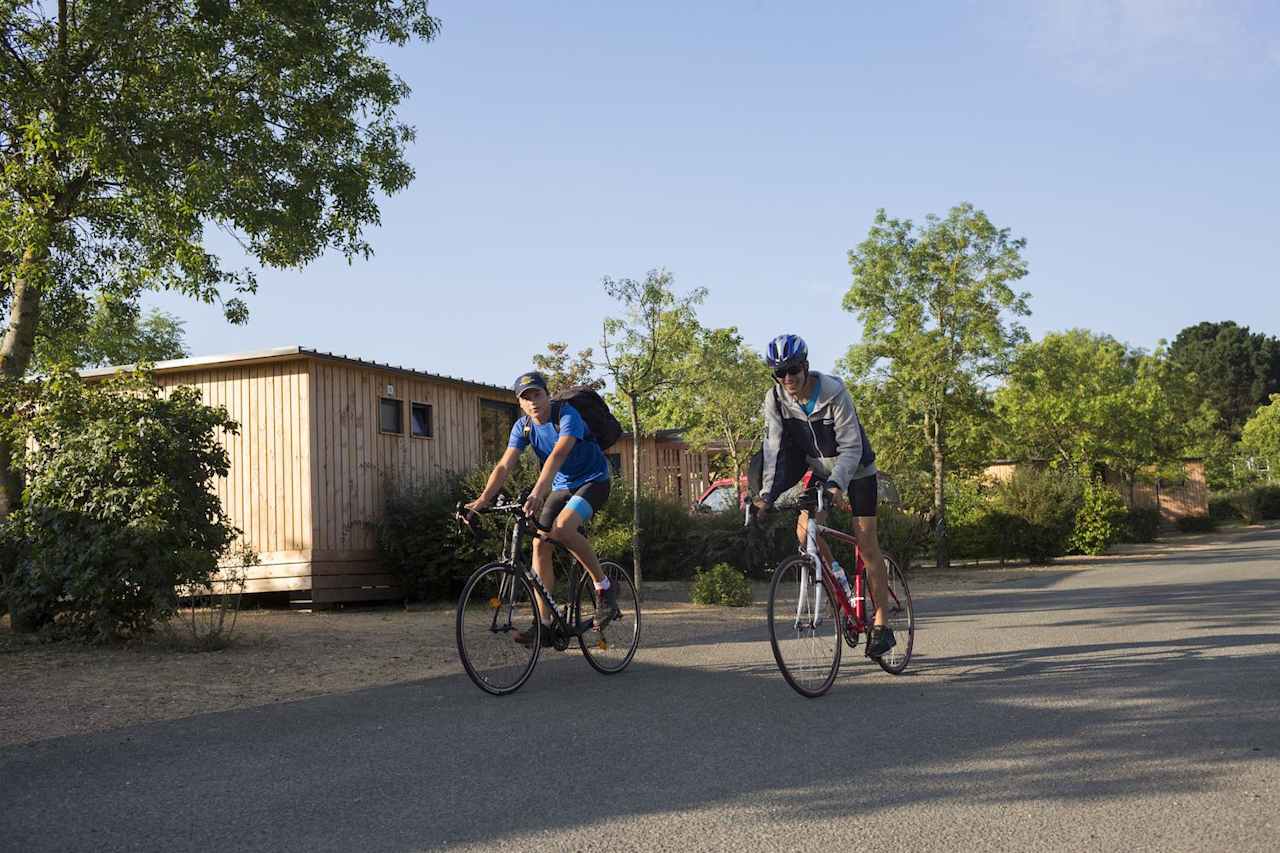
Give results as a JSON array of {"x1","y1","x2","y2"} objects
[
  {"x1": 377, "y1": 457, "x2": 540, "y2": 603},
  {"x1": 690, "y1": 563, "x2": 752, "y2": 606},
  {"x1": 990, "y1": 467, "x2": 1083, "y2": 563},
  {"x1": 1175, "y1": 515, "x2": 1217, "y2": 533},
  {"x1": 875, "y1": 505, "x2": 931, "y2": 570},
  {"x1": 1120, "y1": 507, "x2": 1162, "y2": 543},
  {"x1": 2, "y1": 370, "x2": 246, "y2": 642},
  {"x1": 1069, "y1": 480, "x2": 1129, "y2": 555},
  {"x1": 1252, "y1": 485, "x2": 1280, "y2": 520},
  {"x1": 1208, "y1": 494, "x2": 1242, "y2": 523}
]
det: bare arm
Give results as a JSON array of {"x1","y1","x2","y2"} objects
[{"x1": 468, "y1": 446, "x2": 523, "y2": 510}]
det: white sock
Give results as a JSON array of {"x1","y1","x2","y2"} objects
[{"x1": 594, "y1": 577, "x2": 611, "y2": 592}]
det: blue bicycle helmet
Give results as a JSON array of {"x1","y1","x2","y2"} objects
[{"x1": 765, "y1": 334, "x2": 808, "y2": 369}]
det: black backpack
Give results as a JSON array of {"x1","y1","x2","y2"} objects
[{"x1": 524, "y1": 386, "x2": 623, "y2": 450}]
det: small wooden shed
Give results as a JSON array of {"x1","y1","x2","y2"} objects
[
  {"x1": 82, "y1": 347, "x2": 520, "y2": 605},
  {"x1": 609, "y1": 430, "x2": 718, "y2": 505}
]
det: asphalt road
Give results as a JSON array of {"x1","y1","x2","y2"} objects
[{"x1": 3, "y1": 528, "x2": 1278, "y2": 852}]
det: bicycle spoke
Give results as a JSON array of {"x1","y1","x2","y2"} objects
[
  {"x1": 768, "y1": 554, "x2": 841, "y2": 698},
  {"x1": 457, "y1": 564, "x2": 541, "y2": 695}
]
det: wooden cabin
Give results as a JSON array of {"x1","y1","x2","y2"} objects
[
  {"x1": 982, "y1": 459, "x2": 1208, "y2": 523},
  {"x1": 82, "y1": 347, "x2": 520, "y2": 605}
]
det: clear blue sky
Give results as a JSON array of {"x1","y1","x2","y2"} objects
[{"x1": 147, "y1": 0, "x2": 1280, "y2": 387}]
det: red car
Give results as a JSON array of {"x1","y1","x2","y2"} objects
[{"x1": 694, "y1": 471, "x2": 816, "y2": 512}]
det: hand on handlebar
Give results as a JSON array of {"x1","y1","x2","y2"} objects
[
  {"x1": 462, "y1": 496, "x2": 490, "y2": 517},
  {"x1": 522, "y1": 487, "x2": 548, "y2": 521}
]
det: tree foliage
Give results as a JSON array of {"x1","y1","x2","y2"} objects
[
  {"x1": 1168, "y1": 321, "x2": 1280, "y2": 437},
  {"x1": 1240, "y1": 394, "x2": 1280, "y2": 480},
  {"x1": 530, "y1": 341, "x2": 603, "y2": 392},
  {"x1": 31, "y1": 293, "x2": 188, "y2": 373},
  {"x1": 0, "y1": 0, "x2": 440, "y2": 515},
  {"x1": 842, "y1": 203, "x2": 1030, "y2": 567},
  {"x1": 599, "y1": 269, "x2": 704, "y2": 586},
  {"x1": 995, "y1": 330, "x2": 1194, "y2": 492},
  {"x1": 650, "y1": 326, "x2": 771, "y2": 492}
]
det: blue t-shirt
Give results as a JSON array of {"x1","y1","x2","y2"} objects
[{"x1": 508, "y1": 402, "x2": 611, "y2": 491}]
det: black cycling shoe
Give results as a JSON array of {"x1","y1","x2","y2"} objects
[
  {"x1": 865, "y1": 625, "x2": 897, "y2": 659},
  {"x1": 513, "y1": 622, "x2": 554, "y2": 647}
]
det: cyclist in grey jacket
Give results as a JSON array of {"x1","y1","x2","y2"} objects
[{"x1": 752, "y1": 333, "x2": 896, "y2": 659}]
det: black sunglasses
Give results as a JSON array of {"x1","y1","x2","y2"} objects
[{"x1": 773, "y1": 364, "x2": 806, "y2": 379}]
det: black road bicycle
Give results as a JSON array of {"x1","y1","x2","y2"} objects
[{"x1": 454, "y1": 496, "x2": 641, "y2": 696}]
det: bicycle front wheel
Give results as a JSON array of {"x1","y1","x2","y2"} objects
[
  {"x1": 869, "y1": 555, "x2": 914, "y2": 675},
  {"x1": 575, "y1": 562, "x2": 641, "y2": 674},
  {"x1": 456, "y1": 562, "x2": 541, "y2": 695},
  {"x1": 767, "y1": 554, "x2": 842, "y2": 698}
]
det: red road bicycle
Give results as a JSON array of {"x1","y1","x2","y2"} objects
[{"x1": 754, "y1": 483, "x2": 914, "y2": 698}]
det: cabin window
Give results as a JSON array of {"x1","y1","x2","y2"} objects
[
  {"x1": 411, "y1": 402, "x2": 433, "y2": 438},
  {"x1": 479, "y1": 399, "x2": 519, "y2": 462},
  {"x1": 379, "y1": 398, "x2": 403, "y2": 435}
]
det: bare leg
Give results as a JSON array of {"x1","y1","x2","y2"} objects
[
  {"x1": 796, "y1": 510, "x2": 835, "y2": 568},
  {"x1": 549, "y1": 508, "x2": 605, "y2": 584},
  {"x1": 530, "y1": 536, "x2": 556, "y2": 624},
  {"x1": 853, "y1": 515, "x2": 889, "y2": 627}
]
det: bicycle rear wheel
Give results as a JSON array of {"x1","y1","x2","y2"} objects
[
  {"x1": 869, "y1": 555, "x2": 914, "y2": 675},
  {"x1": 456, "y1": 562, "x2": 541, "y2": 695},
  {"x1": 767, "y1": 554, "x2": 842, "y2": 698},
  {"x1": 575, "y1": 562, "x2": 641, "y2": 674}
]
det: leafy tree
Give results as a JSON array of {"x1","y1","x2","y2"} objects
[
  {"x1": 32, "y1": 293, "x2": 188, "y2": 373},
  {"x1": 599, "y1": 269, "x2": 704, "y2": 587},
  {"x1": 996, "y1": 330, "x2": 1194, "y2": 500},
  {"x1": 0, "y1": 0, "x2": 440, "y2": 517},
  {"x1": 1168, "y1": 321, "x2": 1280, "y2": 437},
  {"x1": 1240, "y1": 394, "x2": 1280, "y2": 481},
  {"x1": 651, "y1": 326, "x2": 772, "y2": 498},
  {"x1": 842, "y1": 203, "x2": 1030, "y2": 568},
  {"x1": 530, "y1": 341, "x2": 603, "y2": 392},
  {"x1": 1, "y1": 368, "x2": 244, "y2": 640}
]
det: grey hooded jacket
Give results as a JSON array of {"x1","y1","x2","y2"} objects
[{"x1": 760, "y1": 371, "x2": 877, "y2": 502}]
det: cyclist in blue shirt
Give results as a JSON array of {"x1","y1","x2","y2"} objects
[{"x1": 465, "y1": 371, "x2": 618, "y2": 645}]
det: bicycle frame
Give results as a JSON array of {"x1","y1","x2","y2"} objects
[
  {"x1": 488, "y1": 505, "x2": 591, "y2": 646},
  {"x1": 791, "y1": 487, "x2": 904, "y2": 636}
]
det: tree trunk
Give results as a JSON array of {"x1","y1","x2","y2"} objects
[
  {"x1": 931, "y1": 415, "x2": 948, "y2": 570},
  {"x1": 0, "y1": 245, "x2": 45, "y2": 631},
  {"x1": 628, "y1": 396, "x2": 643, "y2": 590},
  {"x1": 0, "y1": 244, "x2": 44, "y2": 519}
]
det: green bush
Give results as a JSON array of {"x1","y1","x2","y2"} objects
[
  {"x1": 377, "y1": 457, "x2": 540, "y2": 603},
  {"x1": 690, "y1": 563, "x2": 752, "y2": 606},
  {"x1": 1208, "y1": 494, "x2": 1242, "y2": 523},
  {"x1": 1251, "y1": 485, "x2": 1280, "y2": 520},
  {"x1": 1175, "y1": 515, "x2": 1217, "y2": 533},
  {"x1": 1119, "y1": 507, "x2": 1162, "y2": 543},
  {"x1": 1, "y1": 370, "x2": 246, "y2": 642},
  {"x1": 1069, "y1": 480, "x2": 1129, "y2": 555},
  {"x1": 989, "y1": 467, "x2": 1083, "y2": 564},
  {"x1": 875, "y1": 505, "x2": 931, "y2": 570}
]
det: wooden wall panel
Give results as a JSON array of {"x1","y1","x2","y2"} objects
[{"x1": 150, "y1": 360, "x2": 312, "y2": 590}]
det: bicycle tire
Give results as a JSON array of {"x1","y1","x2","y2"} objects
[
  {"x1": 767, "y1": 553, "x2": 842, "y2": 698},
  {"x1": 869, "y1": 555, "x2": 914, "y2": 675},
  {"x1": 456, "y1": 562, "x2": 541, "y2": 695},
  {"x1": 574, "y1": 561, "x2": 641, "y2": 674}
]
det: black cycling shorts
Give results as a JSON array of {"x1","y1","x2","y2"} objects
[
  {"x1": 771, "y1": 466, "x2": 879, "y2": 518},
  {"x1": 539, "y1": 479, "x2": 612, "y2": 529}
]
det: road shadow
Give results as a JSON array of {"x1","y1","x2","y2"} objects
[{"x1": 2, "y1": 607, "x2": 1277, "y2": 852}]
